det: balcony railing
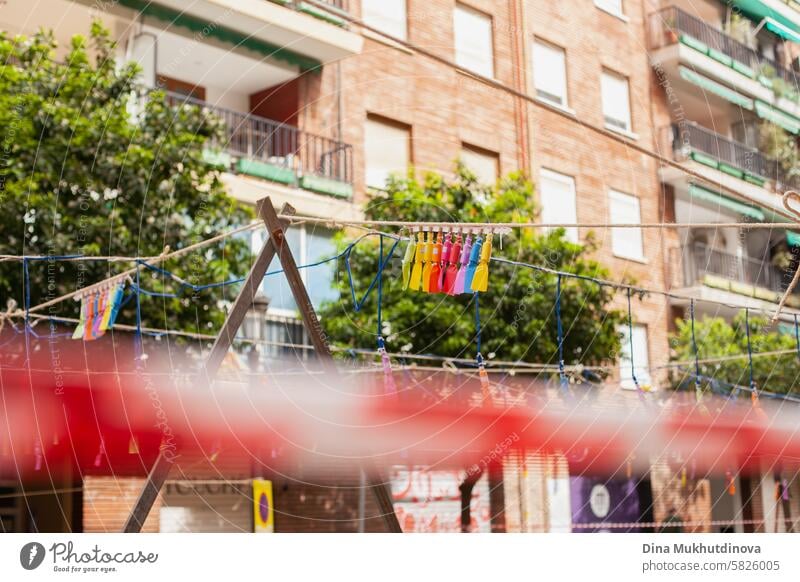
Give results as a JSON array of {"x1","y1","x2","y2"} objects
[
  {"x1": 313, "y1": 0, "x2": 348, "y2": 10},
  {"x1": 670, "y1": 243, "x2": 794, "y2": 294},
  {"x1": 165, "y1": 91, "x2": 353, "y2": 186},
  {"x1": 663, "y1": 122, "x2": 800, "y2": 189},
  {"x1": 650, "y1": 6, "x2": 800, "y2": 85}
]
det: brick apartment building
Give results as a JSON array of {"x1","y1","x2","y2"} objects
[{"x1": 3, "y1": 0, "x2": 800, "y2": 533}]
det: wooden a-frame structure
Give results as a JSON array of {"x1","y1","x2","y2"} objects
[{"x1": 122, "y1": 196, "x2": 402, "y2": 533}]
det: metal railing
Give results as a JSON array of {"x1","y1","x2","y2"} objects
[
  {"x1": 664, "y1": 122, "x2": 800, "y2": 190},
  {"x1": 670, "y1": 243, "x2": 793, "y2": 294},
  {"x1": 650, "y1": 6, "x2": 799, "y2": 84},
  {"x1": 313, "y1": 0, "x2": 347, "y2": 10},
  {"x1": 165, "y1": 91, "x2": 353, "y2": 185},
  {"x1": 665, "y1": 122, "x2": 771, "y2": 178}
]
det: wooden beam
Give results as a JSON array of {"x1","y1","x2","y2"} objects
[
  {"x1": 122, "y1": 203, "x2": 293, "y2": 533},
  {"x1": 204, "y1": 202, "x2": 294, "y2": 377}
]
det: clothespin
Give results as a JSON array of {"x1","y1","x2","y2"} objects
[
  {"x1": 94, "y1": 438, "x2": 106, "y2": 468},
  {"x1": 378, "y1": 336, "x2": 398, "y2": 398},
  {"x1": 726, "y1": 470, "x2": 736, "y2": 496},
  {"x1": 83, "y1": 293, "x2": 97, "y2": 341},
  {"x1": 91, "y1": 289, "x2": 107, "y2": 338},
  {"x1": 421, "y1": 227, "x2": 434, "y2": 293},
  {"x1": 452, "y1": 230, "x2": 473, "y2": 295},
  {"x1": 680, "y1": 467, "x2": 687, "y2": 489},
  {"x1": 408, "y1": 229, "x2": 425, "y2": 291},
  {"x1": 463, "y1": 230, "x2": 483, "y2": 293},
  {"x1": 429, "y1": 228, "x2": 443, "y2": 293},
  {"x1": 72, "y1": 295, "x2": 88, "y2": 340},
  {"x1": 438, "y1": 230, "x2": 453, "y2": 292},
  {"x1": 471, "y1": 229, "x2": 493, "y2": 293},
  {"x1": 33, "y1": 440, "x2": 42, "y2": 471},
  {"x1": 444, "y1": 230, "x2": 462, "y2": 295},
  {"x1": 401, "y1": 229, "x2": 417, "y2": 290},
  {"x1": 209, "y1": 439, "x2": 221, "y2": 462}
]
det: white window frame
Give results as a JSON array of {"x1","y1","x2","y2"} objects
[
  {"x1": 532, "y1": 39, "x2": 568, "y2": 108},
  {"x1": 601, "y1": 70, "x2": 632, "y2": 134},
  {"x1": 539, "y1": 169, "x2": 578, "y2": 243},
  {"x1": 618, "y1": 324, "x2": 652, "y2": 390},
  {"x1": 453, "y1": 3, "x2": 495, "y2": 78},
  {"x1": 608, "y1": 189, "x2": 645, "y2": 261},
  {"x1": 361, "y1": 0, "x2": 408, "y2": 40},
  {"x1": 594, "y1": 0, "x2": 626, "y2": 20}
]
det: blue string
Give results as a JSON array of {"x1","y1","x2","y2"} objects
[
  {"x1": 555, "y1": 274, "x2": 567, "y2": 389},
  {"x1": 474, "y1": 292, "x2": 482, "y2": 359},
  {"x1": 345, "y1": 234, "x2": 400, "y2": 313},
  {"x1": 376, "y1": 236, "x2": 384, "y2": 347},
  {"x1": 134, "y1": 266, "x2": 143, "y2": 360},
  {"x1": 626, "y1": 287, "x2": 642, "y2": 394},
  {"x1": 795, "y1": 315, "x2": 800, "y2": 360},
  {"x1": 690, "y1": 299, "x2": 701, "y2": 394},
  {"x1": 22, "y1": 258, "x2": 31, "y2": 362},
  {"x1": 745, "y1": 308, "x2": 756, "y2": 394}
]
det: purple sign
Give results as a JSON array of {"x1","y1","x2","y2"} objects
[{"x1": 570, "y1": 477, "x2": 639, "y2": 533}]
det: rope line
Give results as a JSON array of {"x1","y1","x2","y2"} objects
[
  {"x1": 555, "y1": 274, "x2": 567, "y2": 390},
  {"x1": 626, "y1": 287, "x2": 643, "y2": 395},
  {"x1": 690, "y1": 299, "x2": 701, "y2": 396},
  {"x1": 745, "y1": 309, "x2": 757, "y2": 395}
]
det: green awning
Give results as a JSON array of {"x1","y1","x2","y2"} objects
[
  {"x1": 765, "y1": 17, "x2": 800, "y2": 42},
  {"x1": 787, "y1": 230, "x2": 800, "y2": 246},
  {"x1": 731, "y1": 0, "x2": 800, "y2": 41},
  {"x1": 754, "y1": 100, "x2": 800, "y2": 134},
  {"x1": 688, "y1": 183, "x2": 766, "y2": 221},
  {"x1": 679, "y1": 66, "x2": 754, "y2": 110}
]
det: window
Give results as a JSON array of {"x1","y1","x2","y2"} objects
[
  {"x1": 532, "y1": 40, "x2": 568, "y2": 107},
  {"x1": 601, "y1": 70, "x2": 632, "y2": 132},
  {"x1": 253, "y1": 226, "x2": 338, "y2": 314},
  {"x1": 539, "y1": 169, "x2": 578, "y2": 243},
  {"x1": 618, "y1": 324, "x2": 652, "y2": 390},
  {"x1": 608, "y1": 190, "x2": 644, "y2": 260},
  {"x1": 362, "y1": 0, "x2": 407, "y2": 40},
  {"x1": 454, "y1": 4, "x2": 494, "y2": 77},
  {"x1": 461, "y1": 144, "x2": 499, "y2": 184},
  {"x1": 595, "y1": 0, "x2": 624, "y2": 18},
  {"x1": 364, "y1": 116, "x2": 410, "y2": 189},
  {"x1": 157, "y1": 76, "x2": 206, "y2": 101}
]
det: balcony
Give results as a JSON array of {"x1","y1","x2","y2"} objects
[
  {"x1": 117, "y1": 0, "x2": 362, "y2": 67},
  {"x1": 649, "y1": 6, "x2": 800, "y2": 123},
  {"x1": 166, "y1": 91, "x2": 354, "y2": 199},
  {"x1": 664, "y1": 122, "x2": 798, "y2": 188},
  {"x1": 669, "y1": 243, "x2": 800, "y2": 308}
]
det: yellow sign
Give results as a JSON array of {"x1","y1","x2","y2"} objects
[{"x1": 253, "y1": 479, "x2": 274, "y2": 533}]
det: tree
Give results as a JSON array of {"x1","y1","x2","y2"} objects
[
  {"x1": 671, "y1": 312, "x2": 800, "y2": 395},
  {"x1": 0, "y1": 24, "x2": 252, "y2": 334},
  {"x1": 320, "y1": 167, "x2": 625, "y2": 373}
]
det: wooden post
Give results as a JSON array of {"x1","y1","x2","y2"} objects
[
  {"x1": 122, "y1": 203, "x2": 293, "y2": 533},
  {"x1": 260, "y1": 201, "x2": 402, "y2": 532}
]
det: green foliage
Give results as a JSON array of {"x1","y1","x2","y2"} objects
[
  {"x1": 759, "y1": 121, "x2": 798, "y2": 180},
  {"x1": 320, "y1": 166, "x2": 625, "y2": 371},
  {"x1": 0, "y1": 24, "x2": 252, "y2": 333},
  {"x1": 672, "y1": 312, "x2": 800, "y2": 394}
]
